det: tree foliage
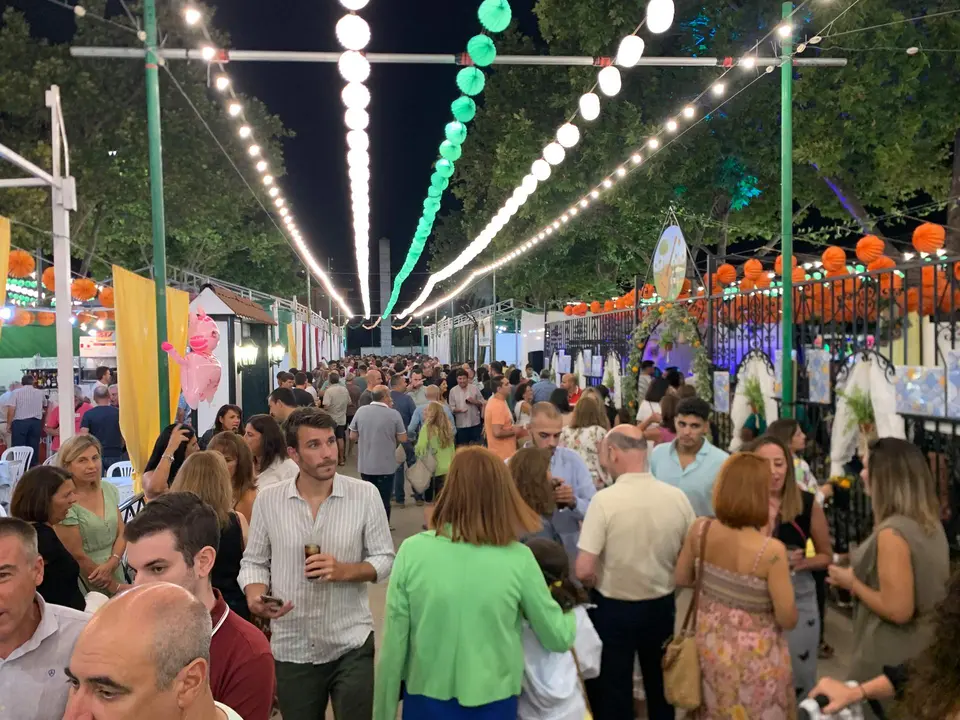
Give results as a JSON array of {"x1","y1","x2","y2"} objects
[
  {"x1": 427, "y1": 0, "x2": 960, "y2": 308},
  {"x1": 0, "y1": 2, "x2": 304, "y2": 295}
]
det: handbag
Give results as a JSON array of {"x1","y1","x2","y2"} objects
[
  {"x1": 571, "y1": 648, "x2": 593, "y2": 720},
  {"x1": 662, "y1": 518, "x2": 712, "y2": 710},
  {"x1": 394, "y1": 444, "x2": 406, "y2": 465},
  {"x1": 407, "y1": 450, "x2": 438, "y2": 494}
]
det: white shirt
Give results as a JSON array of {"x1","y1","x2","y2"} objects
[
  {"x1": 256, "y1": 457, "x2": 299, "y2": 490},
  {"x1": 7, "y1": 386, "x2": 46, "y2": 421},
  {"x1": 635, "y1": 400, "x2": 661, "y2": 424},
  {"x1": 238, "y1": 474, "x2": 395, "y2": 663},
  {"x1": 216, "y1": 701, "x2": 244, "y2": 719},
  {"x1": 0, "y1": 595, "x2": 89, "y2": 719},
  {"x1": 305, "y1": 385, "x2": 319, "y2": 401}
]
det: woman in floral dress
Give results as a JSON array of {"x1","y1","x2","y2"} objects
[
  {"x1": 675, "y1": 452, "x2": 798, "y2": 719},
  {"x1": 558, "y1": 389, "x2": 611, "y2": 489}
]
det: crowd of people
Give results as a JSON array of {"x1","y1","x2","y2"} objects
[{"x1": 0, "y1": 352, "x2": 957, "y2": 720}]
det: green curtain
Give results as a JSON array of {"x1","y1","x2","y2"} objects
[
  {"x1": 0, "y1": 326, "x2": 81, "y2": 358},
  {"x1": 278, "y1": 308, "x2": 294, "y2": 351}
]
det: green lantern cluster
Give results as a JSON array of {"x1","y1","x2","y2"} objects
[{"x1": 380, "y1": 0, "x2": 513, "y2": 319}]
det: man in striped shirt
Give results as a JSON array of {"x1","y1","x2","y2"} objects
[
  {"x1": 239, "y1": 407, "x2": 394, "y2": 720},
  {"x1": 5, "y1": 375, "x2": 46, "y2": 466}
]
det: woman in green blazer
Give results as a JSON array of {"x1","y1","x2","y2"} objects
[{"x1": 374, "y1": 446, "x2": 578, "y2": 720}]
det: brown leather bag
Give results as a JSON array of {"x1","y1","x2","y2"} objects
[{"x1": 662, "y1": 519, "x2": 712, "y2": 710}]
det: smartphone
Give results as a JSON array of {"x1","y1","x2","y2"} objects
[{"x1": 260, "y1": 594, "x2": 284, "y2": 607}]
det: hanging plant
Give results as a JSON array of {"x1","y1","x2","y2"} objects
[
  {"x1": 8, "y1": 250, "x2": 35, "y2": 278},
  {"x1": 837, "y1": 386, "x2": 876, "y2": 434}
]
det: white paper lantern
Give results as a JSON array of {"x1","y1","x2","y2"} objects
[
  {"x1": 616, "y1": 35, "x2": 646, "y2": 67},
  {"x1": 504, "y1": 197, "x2": 520, "y2": 214},
  {"x1": 336, "y1": 14, "x2": 371, "y2": 50},
  {"x1": 521, "y1": 174, "x2": 538, "y2": 194},
  {"x1": 349, "y1": 165, "x2": 370, "y2": 183},
  {"x1": 341, "y1": 82, "x2": 370, "y2": 109},
  {"x1": 346, "y1": 129, "x2": 369, "y2": 151},
  {"x1": 556, "y1": 123, "x2": 580, "y2": 148},
  {"x1": 531, "y1": 159, "x2": 552, "y2": 181},
  {"x1": 579, "y1": 92, "x2": 601, "y2": 121},
  {"x1": 597, "y1": 66, "x2": 622, "y2": 97},
  {"x1": 338, "y1": 51, "x2": 371, "y2": 83},
  {"x1": 347, "y1": 148, "x2": 369, "y2": 168},
  {"x1": 344, "y1": 108, "x2": 369, "y2": 131},
  {"x1": 339, "y1": 0, "x2": 369, "y2": 9},
  {"x1": 543, "y1": 142, "x2": 566, "y2": 166},
  {"x1": 646, "y1": 0, "x2": 675, "y2": 34}
]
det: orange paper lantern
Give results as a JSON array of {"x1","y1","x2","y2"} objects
[
  {"x1": 791, "y1": 266, "x2": 806, "y2": 283},
  {"x1": 912, "y1": 223, "x2": 945, "y2": 254},
  {"x1": 954, "y1": 262, "x2": 960, "y2": 283},
  {"x1": 906, "y1": 288, "x2": 920, "y2": 313},
  {"x1": 589, "y1": 301, "x2": 601, "y2": 314},
  {"x1": 821, "y1": 246, "x2": 847, "y2": 273},
  {"x1": 36, "y1": 311, "x2": 55, "y2": 326},
  {"x1": 8, "y1": 250, "x2": 35, "y2": 278},
  {"x1": 641, "y1": 284, "x2": 655, "y2": 300},
  {"x1": 41, "y1": 266, "x2": 56, "y2": 292},
  {"x1": 12, "y1": 309, "x2": 32, "y2": 327},
  {"x1": 716, "y1": 263, "x2": 737, "y2": 286},
  {"x1": 754, "y1": 274, "x2": 771, "y2": 290},
  {"x1": 573, "y1": 303, "x2": 588, "y2": 316},
  {"x1": 680, "y1": 278, "x2": 692, "y2": 295},
  {"x1": 866, "y1": 256, "x2": 896, "y2": 272},
  {"x1": 921, "y1": 266, "x2": 946, "y2": 288},
  {"x1": 774, "y1": 254, "x2": 797, "y2": 276},
  {"x1": 71, "y1": 278, "x2": 97, "y2": 302},
  {"x1": 603, "y1": 300, "x2": 614, "y2": 312},
  {"x1": 856, "y1": 235, "x2": 885, "y2": 263},
  {"x1": 740, "y1": 278, "x2": 756, "y2": 292},
  {"x1": 743, "y1": 259, "x2": 763, "y2": 281},
  {"x1": 564, "y1": 305, "x2": 573, "y2": 316},
  {"x1": 99, "y1": 286, "x2": 115, "y2": 308}
]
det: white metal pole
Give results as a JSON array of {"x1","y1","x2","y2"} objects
[{"x1": 47, "y1": 86, "x2": 76, "y2": 442}]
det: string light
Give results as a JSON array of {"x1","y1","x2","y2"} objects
[
  {"x1": 665, "y1": 119, "x2": 678, "y2": 132},
  {"x1": 646, "y1": 0, "x2": 675, "y2": 34},
  {"x1": 682, "y1": 105, "x2": 695, "y2": 118},
  {"x1": 227, "y1": 102, "x2": 241, "y2": 116},
  {"x1": 579, "y1": 93, "x2": 601, "y2": 121},
  {"x1": 183, "y1": 6, "x2": 201, "y2": 25},
  {"x1": 740, "y1": 56, "x2": 757, "y2": 69},
  {"x1": 335, "y1": 14, "x2": 371, "y2": 51},
  {"x1": 597, "y1": 66, "x2": 623, "y2": 97},
  {"x1": 712, "y1": 82, "x2": 725, "y2": 96},
  {"x1": 200, "y1": 45, "x2": 216, "y2": 61},
  {"x1": 616, "y1": 35, "x2": 646, "y2": 67},
  {"x1": 238, "y1": 125, "x2": 251, "y2": 139},
  {"x1": 214, "y1": 75, "x2": 230, "y2": 91}
]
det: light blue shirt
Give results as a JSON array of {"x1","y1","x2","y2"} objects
[
  {"x1": 649, "y1": 438, "x2": 728, "y2": 517},
  {"x1": 407, "y1": 403, "x2": 455, "y2": 441},
  {"x1": 548, "y1": 447, "x2": 596, "y2": 562},
  {"x1": 531, "y1": 380, "x2": 558, "y2": 404}
]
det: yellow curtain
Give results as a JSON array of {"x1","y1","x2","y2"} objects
[
  {"x1": 113, "y1": 265, "x2": 189, "y2": 491},
  {"x1": 287, "y1": 322, "x2": 297, "y2": 364},
  {"x1": 0, "y1": 218, "x2": 10, "y2": 342}
]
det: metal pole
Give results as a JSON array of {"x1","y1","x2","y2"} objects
[
  {"x1": 144, "y1": 0, "x2": 170, "y2": 426},
  {"x1": 491, "y1": 271, "x2": 497, "y2": 366},
  {"x1": 780, "y1": 1, "x2": 795, "y2": 419},
  {"x1": 305, "y1": 271, "x2": 312, "y2": 370},
  {"x1": 328, "y1": 258, "x2": 334, "y2": 361},
  {"x1": 70, "y1": 47, "x2": 848, "y2": 68}
]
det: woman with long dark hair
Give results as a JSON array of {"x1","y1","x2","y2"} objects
[
  {"x1": 142, "y1": 423, "x2": 199, "y2": 500},
  {"x1": 243, "y1": 414, "x2": 298, "y2": 489},
  {"x1": 198, "y1": 403, "x2": 242, "y2": 449},
  {"x1": 207, "y1": 431, "x2": 257, "y2": 522}
]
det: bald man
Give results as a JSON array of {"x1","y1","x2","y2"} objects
[
  {"x1": 63, "y1": 583, "x2": 242, "y2": 719},
  {"x1": 576, "y1": 425, "x2": 695, "y2": 719},
  {"x1": 562, "y1": 373, "x2": 583, "y2": 405},
  {"x1": 357, "y1": 369, "x2": 384, "y2": 408}
]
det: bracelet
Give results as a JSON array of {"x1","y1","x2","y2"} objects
[
  {"x1": 858, "y1": 683, "x2": 868, "y2": 701},
  {"x1": 110, "y1": 553, "x2": 121, "y2": 561}
]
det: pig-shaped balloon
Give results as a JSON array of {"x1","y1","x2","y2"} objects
[{"x1": 161, "y1": 307, "x2": 222, "y2": 410}]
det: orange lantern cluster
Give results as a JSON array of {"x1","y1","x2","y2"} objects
[{"x1": 8, "y1": 250, "x2": 35, "y2": 278}]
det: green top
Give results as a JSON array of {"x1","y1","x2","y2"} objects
[
  {"x1": 414, "y1": 427, "x2": 455, "y2": 476},
  {"x1": 373, "y1": 530, "x2": 576, "y2": 718},
  {"x1": 61, "y1": 481, "x2": 125, "y2": 593}
]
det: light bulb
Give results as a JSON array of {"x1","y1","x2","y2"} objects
[
  {"x1": 336, "y1": 14, "x2": 371, "y2": 51},
  {"x1": 631, "y1": 154, "x2": 643, "y2": 164},
  {"x1": 740, "y1": 56, "x2": 756, "y2": 69},
  {"x1": 616, "y1": 35, "x2": 646, "y2": 67},
  {"x1": 344, "y1": 108, "x2": 370, "y2": 131},
  {"x1": 597, "y1": 66, "x2": 622, "y2": 97},
  {"x1": 648, "y1": 138, "x2": 660, "y2": 149},
  {"x1": 200, "y1": 45, "x2": 216, "y2": 61},
  {"x1": 712, "y1": 82, "x2": 725, "y2": 96},
  {"x1": 580, "y1": 199, "x2": 589, "y2": 208},
  {"x1": 777, "y1": 23, "x2": 792, "y2": 37},
  {"x1": 591, "y1": 190, "x2": 599, "y2": 199},
  {"x1": 349, "y1": 165, "x2": 370, "y2": 183},
  {"x1": 248, "y1": 144, "x2": 261, "y2": 156},
  {"x1": 579, "y1": 92, "x2": 601, "y2": 121},
  {"x1": 339, "y1": 0, "x2": 369, "y2": 8},
  {"x1": 275, "y1": 198, "x2": 284, "y2": 208},
  {"x1": 256, "y1": 160, "x2": 267, "y2": 172},
  {"x1": 269, "y1": 187, "x2": 279, "y2": 198},
  {"x1": 603, "y1": 179, "x2": 613, "y2": 188},
  {"x1": 347, "y1": 148, "x2": 369, "y2": 168},
  {"x1": 646, "y1": 0, "x2": 675, "y2": 34},
  {"x1": 666, "y1": 119, "x2": 678, "y2": 132},
  {"x1": 238, "y1": 125, "x2": 251, "y2": 139},
  {"x1": 215, "y1": 75, "x2": 230, "y2": 91},
  {"x1": 505, "y1": 197, "x2": 519, "y2": 214},
  {"x1": 531, "y1": 159, "x2": 551, "y2": 182},
  {"x1": 279, "y1": 207, "x2": 289, "y2": 216},
  {"x1": 184, "y1": 7, "x2": 201, "y2": 25},
  {"x1": 341, "y1": 82, "x2": 370, "y2": 109},
  {"x1": 543, "y1": 142, "x2": 566, "y2": 166},
  {"x1": 263, "y1": 175, "x2": 274, "y2": 185},
  {"x1": 682, "y1": 105, "x2": 695, "y2": 118},
  {"x1": 338, "y1": 51, "x2": 371, "y2": 83},
  {"x1": 228, "y1": 102, "x2": 242, "y2": 116},
  {"x1": 521, "y1": 174, "x2": 538, "y2": 194},
  {"x1": 556, "y1": 123, "x2": 581, "y2": 149},
  {"x1": 347, "y1": 130, "x2": 369, "y2": 151},
  {"x1": 616, "y1": 166, "x2": 627, "y2": 177}
]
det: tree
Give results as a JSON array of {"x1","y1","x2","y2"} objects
[
  {"x1": 0, "y1": 2, "x2": 304, "y2": 296},
  {"x1": 426, "y1": 0, "x2": 960, "y2": 308}
]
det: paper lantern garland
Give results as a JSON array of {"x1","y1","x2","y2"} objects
[
  {"x1": 37, "y1": 311, "x2": 55, "y2": 326},
  {"x1": 855, "y1": 235, "x2": 885, "y2": 263},
  {"x1": 445, "y1": 121, "x2": 467, "y2": 145},
  {"x1": 478, "y1": 0, "x2": 512, "y2": 32},
  {"x1": 41, "y1": 267, "x2": 57, "y2": 292},
  {"x1": 743, "y1": 259, "x2": 763, "y2": 280},
  {"x1": 435, "y1": 159, "x2": 455, "y2": 178},
  {"x1": 456, "y1": 67, "x2": 486, "y2": 96},
  {"x1": 467, "y1": 34, "x2": 497, "y2": 67},
  {"x1": 716, "y1": 263, "x2": 737, "y2": 286},
  {"x1": 71, "y1": 278, "x2": 98, "y2": 302},
  {"x1": 821, "y1": 246, "x2": 846, "y2": 273},
  {"x1": 439, "y1": 140, "x2": 462, "y2": 162},
  {"x1": 774, "y1": 254, "x2": 797, "y2": 275},
  {"x1": 8, "y1": 250, "x2": 35, "y2": 278},
  {"x1": 451, "y1": 96, "x2": 477, "y2": 123},
  {"x1": 12, "y1": 309, "x2": 32, "y2": 327}
]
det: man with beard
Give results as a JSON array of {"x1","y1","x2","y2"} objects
[
  {"x1": 240, "y1": 407, "x2": 394, "y2": 720},
  {"x1": 527, "y1": 402, "x2": 595, "y2": 562}
]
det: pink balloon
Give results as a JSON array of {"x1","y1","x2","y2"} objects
[{"x1": 161, "y1": 307, "x2": 222, "y2": 410}]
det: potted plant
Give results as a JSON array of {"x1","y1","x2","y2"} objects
[{"x1": 837, "y1": 386, "x2": 877, "y2": 457}]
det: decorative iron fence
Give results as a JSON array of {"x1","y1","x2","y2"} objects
[{"x1": 544, "y1": 309, "x2": 638, "y2": 385}]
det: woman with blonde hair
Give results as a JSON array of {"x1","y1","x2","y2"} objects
[
  {"x1": 374, "y1": 446, "x2": 577, "y2": 720},
  {"x1": 415, "y1": 400, "x2": 456, "y2": 528},
  {"x1": 171, "y1": 450, "x2": 250, "y2": 620},
  {"x1": 207, "y1": 430, "x2": 257, "y2": 522},
  {"x1": 55, "y1": 435, "x2": 127, "y2": 595},
  {"x1": 559, "y1": 388, "x2": 612, "y2": 489},
  {"x1": 827, "y1": 437, "x2": 949, "y2": 713},
  {"x1": 675, "y1": 452, "x2": 797, "y2": 719}
]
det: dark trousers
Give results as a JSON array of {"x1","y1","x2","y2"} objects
[
  {"x1": 11, "y1": 418, "x2": 42, "y2": 466},
  {"x1": 361, "y1": 473, "x2": 393, "y2": 520},
  {"x1": 455, "y1": 424, "x2": 482, "y2": 447},
  {"x1": 587, "y1": 590, "x2": 675, "y2": 720},
  {"x1": 814, "y1": 568, "x2": 827, "y2": 643},
  {"x1": 276, "y1": 632, "x2": 375, "y2": 720},
  {"x1": 393, "y1": 441, "x2": 421, "y2": 503}
]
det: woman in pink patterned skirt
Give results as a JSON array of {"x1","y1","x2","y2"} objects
[{"x1": 675, "y1": 453, "x2": 798, "y2": 719}]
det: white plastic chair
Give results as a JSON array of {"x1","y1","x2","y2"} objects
[
  {"x1": 106, "y1": 461, "x2": 134, "y2": 478},
  {"x1": 1, "y1": 446, "x2": 34, "y2": 484},
  {"x1": 43, "y1": 454, "x2": 58, "y2": 466}
]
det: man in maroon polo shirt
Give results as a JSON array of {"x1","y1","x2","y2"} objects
[{"x1": 124, "y1": 492, "x2": 275, "y2": 720}]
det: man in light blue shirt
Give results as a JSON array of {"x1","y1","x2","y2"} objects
[
  {"x1": 407, "y1": 385, "x2": 455, "y2": 441},
  {"x1": 531, "y1": 369, "x2": 558, "y2": 404},
  {"x1": 649, "y1": 397, "x2": 728, "y2": 516},
  {"x1": 527, "y1": 402, "x2": 595, "y2": 561}
]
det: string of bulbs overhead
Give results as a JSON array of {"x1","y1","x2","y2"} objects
[
  {"x1": 179, "y1": 2, "x2": 355, "y2": 317},
  {"x1": 397, "y1": 0, "x2": 677, "y2": 319}
]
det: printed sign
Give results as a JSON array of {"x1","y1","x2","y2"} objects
[{"x1": 652, "y1": 225, "x2": 688, "y2": 301}]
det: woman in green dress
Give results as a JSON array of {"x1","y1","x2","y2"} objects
[{"x1": 55, "y1": 434, "x2": 127, "y2": 595}]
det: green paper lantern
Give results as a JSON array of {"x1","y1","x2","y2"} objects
[
  {"x1": 478, "y1": 0, "x2": 512, "y2": 33},
  {"x1": 445, "y1": 121, "x2": 467, "y2": 145},
  {"x1": 427, "y1": 186, "x2": 442, "y2": 198},
  {"x1": 436, "y1": 159, "x2": 455, "y2": 178},
  {"x1": 451, "y1": 96, "x2": 477, "y2": 123},
  {"x1": 424, "y1": 198, "x2": 441, "y2": 213},
  {"x1": 467, "y1": 34, "x2": 497, "y2": 67},
  {"x1": 430, "y1": 172, "x2": 449, "y2": 190},
  {"x1": 439, "y1": 140, "x2": 462, "y2": 162},
  {"x1": 456, "y1": 67, "x2": 485, "y2": 96}
]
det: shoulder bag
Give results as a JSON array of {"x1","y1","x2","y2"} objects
[
  {"x1": 571, "y1": 647, "x2": 594, "y2": 720},
  {"x1": 407, "y1": 439, "x2": 438, "y2": 494},
  {"x1": 662, "y1": 518, "x2": 712, "y2": 710}
]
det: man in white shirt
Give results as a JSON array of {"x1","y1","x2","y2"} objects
[
  {"x1": 448, "y1": 369, "x2": 484, "y2": 446},
  {"x1": 321, "y1": 371, "x2": 351, "y2": 465},
  {"x1": 5, "y1": 375, "x2": 47, "y2": 466},
  {"x1": 63, "y1": 583, "x2": 243, "y2": 719},
  {"x1": 0, "y1": 518, "x2": 89, "y2": 718},
  {"x1": 576, "y1": 425, "x2": 695, "y2": 720}
]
